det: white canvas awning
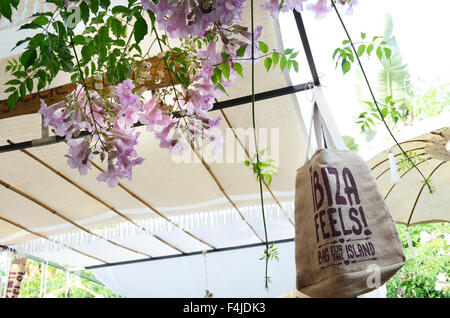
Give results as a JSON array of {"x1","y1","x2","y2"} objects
[
  {"x1": 0, "y1": 2, "x2": 312, "y2": 269},
  {"x1": 368, "y1": 126, "x2": 450, "y2": 226}
]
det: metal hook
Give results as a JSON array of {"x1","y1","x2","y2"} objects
[{"x1": 305, "y1": 82, "x2": 315, "y2": 103}]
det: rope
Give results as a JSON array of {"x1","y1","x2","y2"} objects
[{"x1": 203, "y1": 250, "x2": 213, "y2": 298}]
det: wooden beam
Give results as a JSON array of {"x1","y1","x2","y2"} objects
[
  {"x1": 89, "y1": 160, "x2": 217, "y2": 250},
  {"x1": 0, "y1": 178, "x2": 153, "y2": 258},
  {"x1": 0, "y1": 215, "x2": 107, "y2": 264},
  {"x1": 219, "y1": 109, "x2": 295, "y2": 227},
  {"x1": 0, "y1": 56, "x2": 175, "y2": 120},
  {"x1": 187, "y1": 137, "x2": 264, "y2": 243}
]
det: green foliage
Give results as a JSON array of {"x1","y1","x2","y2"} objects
[
  {"x1": 353, "y1": 14, "x2": 448, "y2": 135},
  {"x1": 4, "y1": 0, "x2": 150, "y2": 109},
  {"x1": 408, "y1": 83, "x2": 450, "y2": 121},
  {"x1": 386, "y1": 223, "x2": 450, "y2": 298},
  {"x1": 19, "y1": 260, "x2": 122, "y2": 298},
  {"x1": 342, "y1": 135, "x2": 359, "y2": 151},
  {"x1": 333, "y1": 32, "x2": 391, "y2": 75},
  {"x1": 376, "y1": 14, "x2": 412, "y2": 117},
  {"x1": 259, "y1": 243, "x2": 279, "y2": 262},
  {"x1": 356, "y1": 96, "x2": 404, "y2": 133},
  {"x1": 0, "y1": 0, "x2": 19, "y2": 22},
  {"x1": 397, "y1": 150, "x2": 426, "y2": 173},
  {"x1": 244, "y1": 149, "x2": 278, "y2": 186}
]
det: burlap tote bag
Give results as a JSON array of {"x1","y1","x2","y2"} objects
[{"x1": 295, "y1": 103, "x2": 406, "y2": 298}]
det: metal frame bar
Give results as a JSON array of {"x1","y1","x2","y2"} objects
[
  {"x1": 85, "y1": 238, "x2": 295, "y2": 270},
  {"x1": 0, "y1": 81, "x2": 315, "y2": 154},
  {"x1": 293, "y1": 11, "x2": 321, "y2": 86}
]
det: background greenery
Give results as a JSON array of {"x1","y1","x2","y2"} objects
[{"x1": 386, "y1": 223, "x2": 449, "y2": 298}]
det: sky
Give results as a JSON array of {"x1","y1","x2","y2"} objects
[{"x1": 280, "y1": 0, "x2": 450, "y2": 159}]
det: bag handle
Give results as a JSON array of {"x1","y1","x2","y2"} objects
[{"x1": 304, "y1": 88, "x2": 347, "y2": 164}]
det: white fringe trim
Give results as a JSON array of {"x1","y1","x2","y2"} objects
[{"x1": 12, "y1": 202, "x2": 295, "y2": 257}]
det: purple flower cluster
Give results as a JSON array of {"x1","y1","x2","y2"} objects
[
  {"x1": 261, "y1": 0, "x2": 357, "y2": 19},
  {"x1": 141, "y1": 0, "x2": 248, "y2": 38}
]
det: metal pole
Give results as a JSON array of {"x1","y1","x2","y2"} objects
[
  {"x1": 293, "y1": 10, "x2": 321, "y2": 86},
  {"x1": 86, "y1": 237, "x2": 295, "y2": 270},
  {"x1": 0, "y1": 82, "x2": 315, "y2": 154}
]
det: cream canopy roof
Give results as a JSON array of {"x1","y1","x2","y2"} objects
[
  {"x1": 0, "y1": 1, "x2": 311, "y2": 267},
  {"x1": 368, "y1": 127, "x2": 450, "y2": 226}
]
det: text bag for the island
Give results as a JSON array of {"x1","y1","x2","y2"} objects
[{"x1": 295, "y1": 104, "x2": 405, "y2": 298}]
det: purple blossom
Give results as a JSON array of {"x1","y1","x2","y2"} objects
[
  {"x1": 65, "y1": 138, "x2": 92, "y2": 175},
  {"x1": 211, "y1": 130, "x2": 224, "y2": 155},
  {"x1": 261, "y1": 0, "x2": 305, "y2": 18},
  {"x1": 139, "y1": 97, "x2": 164, "y2": 131},
  {"x1": 96, "y1": 161, "x2": 125, "y2": 188},
  {"x1": 38, "y1": 99, "x2": 64, "y2": 127},
  {"x1": 306, "y1": 0, "x2": 332, "y2": 19}
]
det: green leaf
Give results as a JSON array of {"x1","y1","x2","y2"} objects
[
  {"x1": 112, "y1": 5, "x2": 128, "y2": 15},
  {"x1": 357, "y1": 44, "x2": 366, "y2": 57},
  {"x1": 272, "y1": 52, "x2": 279, "y2": 66},
  {"x1": 79, "y1": 1, "x2": 90, "y2": 24},
  {"x1": 280, "y1": 55, "x2": 287, "y2": 71},
  {"x1": 100, "y1": 0, "x2": 111, "y2": 9},
  {"x1": 236, "y1": 45, "x2": 247, "y2": 58},
  {"x1": 19, "y1": 82, "x2": 26, "y2": 99},
  {"x1": 264, "y1": 57, "x2": 272, "y2": 72},
  {"x1": 343, "y1": 136, "x2": 359, "y2": 151},
  {"x1": 332, "y1": 48, "x2": 340, "y2": 60},
  {"x1": 134, "y1": 17, "x2": 148, "y2": 44},
  {"x1": 81, "y1": 44, "x2": 95, "y2": 62},
  {"x1": 376, "y1": 46, "x2": 383, "y2": 61},
  {"x1": 366, "y1": 44, "x2": 374, "y2": 56},
  {"x1": 0, "y1": 0, "x2": 13, "y2": 21},
  {"x1": 5, "y1": 79, "x2": 21, "y2": 85},
  {"x1": 360, "y1": 32, "x2": 366, "y2": 40},
  {"x1": 221, "y1": 62, "x2": 230, "y2": 81},
  {"x1": 342, "y1": 59, "x2": 351, "y2": 74},
  {"x1": 20, "y1": 49, "x2": 37, "y2": 69},
  {"x1": 83, "y1": 26, "x2": 97, "y2": 34},
  {"x1": 384, "y1": 47, "x2": 392, "y2": 59},
  {"x1": 7, "y1": 90, "x2": 19, "y2": 110},
  {"x1": 31, "y1": 15, "x2": 49, "y2": 26},
  {"x1": 110, "y1": 18, "x2": 123, "y2": 39},
  {"x1": 72, "y1": 35, "x2": 85, "y2": 45},
  {"x1": 289, "y1": 52, "x2": 298, "y2": 59},
  {"x1": 284, "y1": 48, "x2": 293, "y2": 55},
  {"x1": 258, "y1": 41, "x2": 269, "y2": 54},
  {"x1": 53, "y1": 21, "x2": 66, "y2": 39},
  {"x1": 234, "y1": 62, "x2": 243, "y2": 77},
  {"x1": 380, "y1": 108, "x2": 389, "y2": 118},
  {"x1": 25, "y1": 77, "x2": 33, "y2": 93},
  {"x1": 89, "y1": 0, "x2": 99, "y2": 14},
  {"x1": 291, "y1": 60, "x2": 299, "y2": 72}
]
